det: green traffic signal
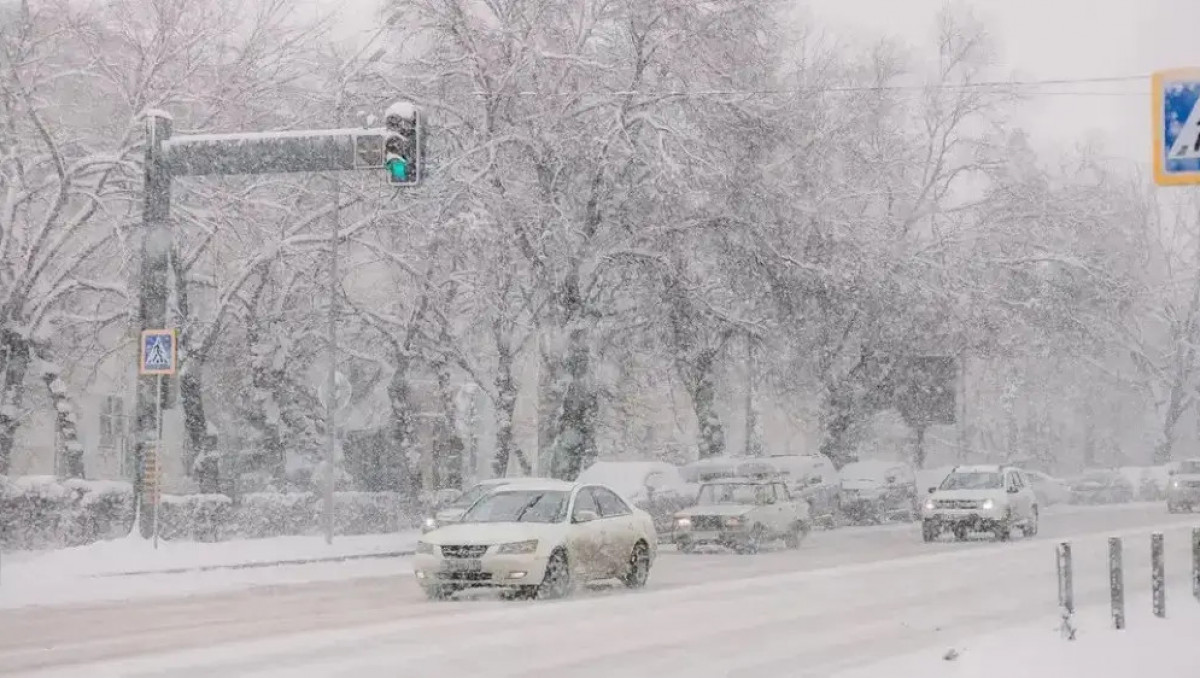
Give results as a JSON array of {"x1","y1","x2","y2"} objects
[{"x1": 387, "y1": 157, "x2": 409, "y2": 182}]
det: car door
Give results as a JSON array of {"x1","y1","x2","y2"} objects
[
  {"x1": 773, "y1": 483, "x2": 798, "y2": 533},
  {"x1": 592, "y1": 486, "x2": 637, "y2": 574},
  {"x1": 1004, "y1": 471, "x2": 1027, "y2": 521},
  {"x1": 1015, "y1": 471, "x2": 1036, "y2": 520},
  {"x1": 567, "y1": 488, "x2": 607, "y2": 579}
]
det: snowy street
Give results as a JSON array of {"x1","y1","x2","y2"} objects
[{"x1": 3, "y1": 503, "x2": 1197, "y2": 677}]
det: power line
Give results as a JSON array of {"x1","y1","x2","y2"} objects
[{"x1": 485, "y1": 74, "x2": 1152, "y2": 98}]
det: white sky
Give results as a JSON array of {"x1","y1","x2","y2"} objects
[{"x1": 324, "y1": 0, "x2": 1199, "y2": 172}]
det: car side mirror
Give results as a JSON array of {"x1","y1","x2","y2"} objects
[
  {"x1": 573, "y1": 510, "x2": 599, "y2": 523},
  {"x1": 1007, "y1": 486, "x2": 1019, "y2": 494},
  {"x1": 927, "y1": 487, "x2": 937, "y2": 494},
  {"x1": 1169, "y1": 469, "x2": 1176, "y2": 476}
]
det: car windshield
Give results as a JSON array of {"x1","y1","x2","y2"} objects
[
  {"x1": 697, "y1": 483, "x2": 772, "y2": 505},
  {"x1": 939, "y1": 472, "x2": 1002, "y2": 490},
  {"x1": 1179, "y1": 461, "x2": 1200, "y2": 475},
  {"x1": 450, "y1": 483, "x2": 497, "y2": 509},
  {"x1": 459, "y1": 490, "x2": 567, "y2": 523}
]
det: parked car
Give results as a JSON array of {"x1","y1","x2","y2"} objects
[
  {"x1": 414, "y1": 480, "x2": 658, "y2": 600},
  {"x1": 420, "y1": 477, "x2": 544, "y2": 533},
  {"x1": 743, "y1": 454, "x2": 841, "y2": 528},
  {"x1": 575, "y1": 461, "x2": 694, "y2": 536},
  {"x1": 838, "y1": 460, "x2": 918, "y2": 525},
  {"x1": 1068, "y1": 470, "x2": 1135, "y2": 505},
  {"x1": 679, "y1": 456, "x2": 743, "y2": 485},
  {"x1": 1025, "y1": 470, "x2": 1071, "y2": 507},
  {"x1": 1167, "y1": 459, "x2": 1200, "y2": 513},
  {"x1": 920, "y1": 465, "x2": 1039, "y2": 542},
  {"x1": 672, "y1": 477, "x2": 811, "y2": 554}
]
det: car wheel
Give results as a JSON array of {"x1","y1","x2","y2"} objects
[
  {"x1": 423, "y1": 584, "x2": 455, "y2": 601},
  {"x1": 922, "y1": 520, "x2": 938, "y2": 543},
  {"x1": 736, "y1": 525, "x2": 767, "y2": 554},
  {"x1": 621, "y1": 541, "x2": 651, "y2": 589},
  {"x1": 994, "y1": 520, "x2": 1011, "y2": 542},
  {"x1": 678, "y1": 541, "x2": 696, "y2": 554},
  {"x1": 783, "y1": 521, "x2": 810, "y2": 549},
  {"x1": 537, "y1": 549, "x2": 572, "y2": 600},
  {"x1": 1023, "y1": 508, "x2": 1039, "y2": 537}
]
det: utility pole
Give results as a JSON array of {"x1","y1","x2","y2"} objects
[{"x1": 135, "y1": 111, "x2": 173, "y2": 538}]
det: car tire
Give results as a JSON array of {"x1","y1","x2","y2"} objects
[
  {"x1": 783, "y1": 521, "x2": 810, "y2": 549},
  {"x1": 736, "y1": 525, "x2": 767, "y2": 554},
  {"x1": 536, "y1": 549, "x2": 572, "y2": 600},
  {"x1": 1023, "y1": 508, "x2": 1039, "y2": 537},
  {"x1": 423, "y1": 584, "x2": 455, "y2": 601},
  {"x1": 994, "y1": 520, "x2": 1011, "y2": 542},
  {"x1": 922, "y1": 520, "x2": 938, "y2": 543},
  {"x1": 677, "y1": 541, "x2": 696, "y2": 554},
  {"x1": 621, "y1": 541, "x2": 651, "y2": 589}
]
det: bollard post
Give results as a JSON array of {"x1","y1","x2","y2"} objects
[
  {"x1": 1192, "y1": 528, "x2": 1200, "y2": 603},
  {"x1": 1056, "y1": 541, "x2": 1076, "y2": 639},
  {"x1": 1109, "y1": 537, "x2": 1125, "y2": 629},
  {"x1": 1152, "y1": 532, "x2": 1166, "y2": 618}
]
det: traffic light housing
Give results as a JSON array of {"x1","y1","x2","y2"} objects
[{"x1": 384, "y1": 101, "x2": 421, "y2": 186}]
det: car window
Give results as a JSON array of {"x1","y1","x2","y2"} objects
[
  {"x1": 460, "y1": 490, "x2": 568, "y2": 524},
  {"x1": 939, "y1": 472, "x2": 1002, "y2": 490},
  {"x1": 592, "y1": 487, "x2": 632, "y2": 517},
  {"x1": 1179, "y1": 461, "x2": 1200, "y2": 474},
  {"x1": 572, "y1": 488, "x2": 600, "y2": 520}
]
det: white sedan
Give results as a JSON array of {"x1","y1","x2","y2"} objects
[{"x1": 413, "y1": 479, "x2": 658, "y2": 600}]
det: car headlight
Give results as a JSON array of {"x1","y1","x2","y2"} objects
[
  {"x1": 675, "y1": 517, "x2": 692, "y2": 528},
  {"x1": 1171, "y1": 480, "x2": 1181, "y2": 489},
  {"x1": 981, "y1": 499, "x2": 995, "y2": 510},
  {"x1": 422, "y1": 516, "x2": 438, "y2": 531},
  {"x1": 496, "y1": 539, "x2": 538, "y2": 555},
  {"x1": 416, "y1": 541, "x2": 435, "y2": 555},
  {"x1": 924, "y1": 498, "x2": 936, "y2": 511}
]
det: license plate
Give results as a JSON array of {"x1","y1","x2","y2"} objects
[{"x1": 445, "y1": 559, "x2": 482, "y2": 572}]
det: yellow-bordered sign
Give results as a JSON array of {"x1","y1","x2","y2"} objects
[{"x1": 1152, "y1": 68, "x2": 1200, "y2": 187}]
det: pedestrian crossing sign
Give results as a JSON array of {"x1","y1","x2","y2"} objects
[
  {"x1": 140, "y1": 329, "x2": 177, "y2": 376},
  {"x1": 1153, "y1": 68, "x2": 1200, "y2": 186}
]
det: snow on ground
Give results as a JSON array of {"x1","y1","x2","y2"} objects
[
  {"x1": 13, "y1": 519, "x2": 1200, "y2": 677},
  {"x1": 836, "y1": 589, "x2": 1200, "y2": 678},
  {"x1": 0, "y1": 531, "x2": 418, "y2": 609}
]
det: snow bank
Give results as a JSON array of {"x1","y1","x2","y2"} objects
[
  {"x1": 0, "y1": 531, "x2": 420, "y2": 609},
  {"x1": 835, "y1": 589, "x2": 1200, "y2": 678}
]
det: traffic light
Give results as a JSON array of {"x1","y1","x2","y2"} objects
[{"x1": 384, "y1": 101, "x2": 421, "y2": 186}]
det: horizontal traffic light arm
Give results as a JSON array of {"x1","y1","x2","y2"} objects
[{"x1": 162, "y1": 127, "x2": 391, "y2": 177}]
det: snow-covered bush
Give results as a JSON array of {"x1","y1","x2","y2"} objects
[
  {"x1": 1, "y1": 475, "x2": 422, "y2": 549},
  {"x1": 0, "y1": 476, "x2": 133, "y2": 549}
]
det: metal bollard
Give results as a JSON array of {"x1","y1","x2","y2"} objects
[
  {"x1": 1109, "y1": 537, "x2": 1125, "y2": 629},
  {"x1": 1152, "y1": 532, "x2": 1166, "y2": 618},
  {"x1": 1192, "y1": 528, "x2": 1200, "y2": 603},
  {"x1": 1056, "y1": 541, "x2": 1076, "y2": 639}
]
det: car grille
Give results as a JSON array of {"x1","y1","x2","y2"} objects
[
  {"x1": 690, "y1": 516, "x2": 726, "y2": 530},
  {"x1": 438, "y1": 571, "x2": 493, "y2": 582},
  {"x1": 440, "y1": 545, "x2": 489, "y2": 558},
  {"x1": 934, "y1": 499, "x2": 981, "y2": 510}
]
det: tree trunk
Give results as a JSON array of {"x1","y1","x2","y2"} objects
[
  {"x1": 37, "y1": 357, "x2": 84, "y2": 478},
  {"x1": 432, "y1": 359, "x2": 466, "y2": 489},
  {"x1": 172, "y1": 250, "x2": 219, "y2": 492},
  {"x1": 493, "y1": 332, "x2": 530, "y2": 476},
  {"x1": 686, "y1": 347, "x2": 726, "y2": 460},
  {"x1": 536, "y1": 328, "x2": 565, "y2": 475},
  {"x1": 819, "y1": 389, "x2": 858, "y2": 469},
  {"x1": 550, "y1": 326, "x2": 598, "y2": 480},
  {"x1": 912, "y1": 425, "x2": 927, "y2": 469},
  {"x1": 386, "y1": 353, "x2": 421, "y2": 496},
  {"x1": 0, "y1": 329, "x2": 31, "y2": 474}
]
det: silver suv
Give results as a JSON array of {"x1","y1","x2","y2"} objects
[{"x1": 1167, "y1": 460, "x2": 1200, "y2": 513}]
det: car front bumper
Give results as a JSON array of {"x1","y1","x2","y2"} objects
[
  {"x1": 413, "y1": 552, "x2": 550, "y2": 589},
  {"x1": 673, "y1": 527, "x2": 752, "y2": 549},
  {"x1": 922, "y1": 508, "x2": 1008, "y2": 530},
  {"x1": 1167, "y1": 487, "x2": 1200, "y2": 506}
]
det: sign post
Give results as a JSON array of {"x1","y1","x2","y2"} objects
[
  {"x1": 139, "y1": 329, "x2": 177, "y2": 548},
  {"x1": 1152, "y1": 68, "x2": 1200, "y2": 187}
]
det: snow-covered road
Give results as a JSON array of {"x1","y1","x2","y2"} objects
[{"x1": 3, "y1": 503, "x2": 1198, "y2": 677}]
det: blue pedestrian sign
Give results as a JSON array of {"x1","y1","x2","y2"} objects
[
  {"x1": 140, "y1": 329, "x2": 177, "y2": 376},
  {"x1": 1153, "y1": 68, "x2": 1200, "y2": 186}
]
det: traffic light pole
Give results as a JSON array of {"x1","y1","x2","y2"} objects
[{"x1": 137, "y1": 102, "x2": 423, "y2": 545}]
